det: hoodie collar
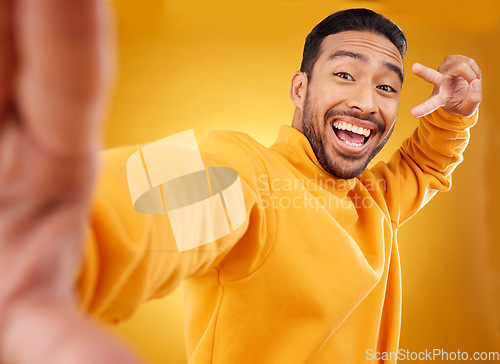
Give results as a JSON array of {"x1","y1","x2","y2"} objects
[{"x1": 269, "y1": 125, "x2": 357, "y2": 196}]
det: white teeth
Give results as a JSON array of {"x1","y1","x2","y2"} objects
[
  {"x1": 343, "y1": 140, "x2": 363, "y2": 147},
  {"x1": 333, "y1": 120, "x2": 372, "y2": 138}
]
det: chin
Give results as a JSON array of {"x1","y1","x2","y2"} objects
[
  {"x1": 320, "y1": 150, "x2": 369, "y2": 180},
  {"x1": 326, "y1": 164, "x2": 366, "y2": 180},
  {"x1": 330, "y1": 169, "x2": 363, "y2": 180}
]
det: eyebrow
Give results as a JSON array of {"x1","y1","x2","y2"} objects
[{"x1": 327, "y1": 49, "x2": 404, "y2": 84}]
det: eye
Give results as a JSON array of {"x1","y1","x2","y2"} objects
[
  {"x1": 334, "y1": 72, "x2": 354, "y2": 81},
  {"x1": 378, "y1": 85, "x2": 397, "y2": 93}
]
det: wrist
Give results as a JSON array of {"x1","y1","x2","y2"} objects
[
  {"x1": 1, "y1": 295, "x2": 139, "y2": 364},
  {"x1": 422, "y1": 107, "x2": 479, "y2": 131},
  {"x1": 1, "y1": 294, "x2": 74, "y2": 364}
]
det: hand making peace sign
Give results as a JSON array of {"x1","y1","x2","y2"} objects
[{"x1": 411, "y1": 55, "x2": 482, "y2": 118}]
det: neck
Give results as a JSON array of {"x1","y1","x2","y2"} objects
[{"x1": 291, "y1": 108, "x2": 303, "y2": 132}]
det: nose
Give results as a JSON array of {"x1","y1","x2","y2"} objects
[{"x1": 346, "y1": 84, "x2": 377, "y2": 115}]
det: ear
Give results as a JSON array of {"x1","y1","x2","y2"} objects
[{"x1": 289, "y1": 71, "x2": 308, "y2": 109}]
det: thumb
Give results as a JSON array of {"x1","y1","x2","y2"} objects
[{"x1": 459, "y1": 79, "x2": 482, "y2": 117}]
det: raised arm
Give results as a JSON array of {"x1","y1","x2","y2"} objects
[
  {"x1": 0, "y1": 1, "x2": 140, "y2": 363},
  {"x1": 370, "y1": 55, "x2": 482, "y2": 225}
]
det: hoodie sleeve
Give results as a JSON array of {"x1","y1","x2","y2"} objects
[{"x1": 369, "y1": 108, "x2": 478, "y2": 226}]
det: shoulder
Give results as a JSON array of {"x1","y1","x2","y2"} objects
[
  {"x1": 199, "y1": 129, "x2": 271, "y2": 166},
  {"x1": 200, "y1": 129, "x2": 267, "y2": 152}
]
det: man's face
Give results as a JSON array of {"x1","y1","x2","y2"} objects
[{"x1": 294, "y1": 31, "x2": 403, "y2": 179}]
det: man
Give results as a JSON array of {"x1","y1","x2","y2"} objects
[{"x1": 0, "y1": 3, "x2": 481, "y2": 364}]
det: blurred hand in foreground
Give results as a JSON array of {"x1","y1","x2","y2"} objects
[{"x1": 0, "y1": 0, "x2": 140, "y2": 363}]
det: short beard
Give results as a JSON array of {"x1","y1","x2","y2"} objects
[{"x1": 301, "y1": 95, "x2": 393, "y2": 179}]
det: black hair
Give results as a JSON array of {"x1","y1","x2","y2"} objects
[{"x1": 300, "y1": 8, "x2": 407, "y2": 77}]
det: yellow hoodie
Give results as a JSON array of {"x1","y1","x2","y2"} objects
[{"x1": 78, "y1": 108, "x2": 477, "y2": 363}]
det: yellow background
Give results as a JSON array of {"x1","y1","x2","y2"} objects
[{"x1": 104, "y1": 0, "x2": 500, "y2": 362}]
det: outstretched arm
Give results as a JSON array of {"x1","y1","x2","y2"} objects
[
  {"x1": 0, "y1": 1, "x2": 139, "y2": 363},
  {"x1": 370, "y1": 55, "x2": 482, "y2": 225}
]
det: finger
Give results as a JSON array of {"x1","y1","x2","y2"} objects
[
  {"x1": 0, "y1": 0, "x2": 16, "y2": 120},
  {"x1": 439, "y1": 55, "x2": 481, "y2": 80},
  {"x1": 411, "y1": 63, "x2": 445, "y2": 87},
  {"x1": 15, "y1": 0, "x2": 116, "y2": 156},
  {"x1": 411, "y1": 94, "x2": 443, "y2": 118},
  {"x1": 438, "y1": 60, "x2": 478, "y2": 84},
  {"x1": 457, "y1": 78, "x2": 482, "y2": 117},
  {"x1": 466, "y1": 58, "x2": 481, "y2": 80}
]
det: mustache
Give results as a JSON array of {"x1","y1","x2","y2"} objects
[{"x1": 324, "y1": 109, "x2": 385, "y2": 134}]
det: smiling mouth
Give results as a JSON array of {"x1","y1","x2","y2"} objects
[{"x1": 332, "y1": 120, "x2": 373, "y2": 148}]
